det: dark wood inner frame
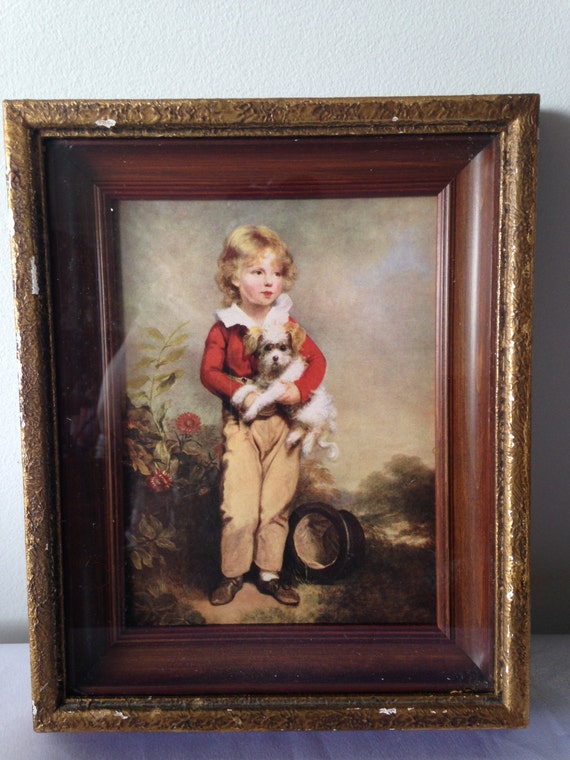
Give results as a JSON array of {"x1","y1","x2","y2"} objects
[{"x1": 42, "y1": 133, "x2": 500, "y2": 698}]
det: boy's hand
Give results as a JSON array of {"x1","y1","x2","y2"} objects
[{"x1": 278, "y1": 382, "x2": 301, "y2": 405}]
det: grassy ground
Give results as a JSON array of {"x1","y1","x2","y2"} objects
[{"x1": 126, "y1": 503, "x2": 436, "y2": 626}]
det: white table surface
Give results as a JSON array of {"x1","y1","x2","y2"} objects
[{"x1": 1, "y1": 636, "x2": 568, "y2": 759}]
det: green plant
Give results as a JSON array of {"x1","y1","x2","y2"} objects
[
  {"x1": 123, "y1": 322, "x2": 220, "y2": 497},
  {"x1": 126, "y1": 513, "x2": 178, "y2": 570}
]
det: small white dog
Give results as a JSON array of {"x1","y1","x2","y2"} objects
[{"x1": 232, "y1": 322, "x2": 338, "y2": 460}]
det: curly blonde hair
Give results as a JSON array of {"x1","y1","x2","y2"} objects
[{"x1": 216, "y1": 225, "x2": 297, "y2": 306}]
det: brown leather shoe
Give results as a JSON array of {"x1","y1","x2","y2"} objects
[
  {"x1": 209, "y1": 576, "x2": 243, "y2": 605},
  {"x1": 257, "y1": 579, "x2": 300, "y2": 606}
]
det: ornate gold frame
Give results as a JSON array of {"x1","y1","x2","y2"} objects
[{"x1": 4, "y1": 96, "x2": 538, "y2": 731}]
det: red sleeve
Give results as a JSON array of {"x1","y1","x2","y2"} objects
[
  {"x1": 296, "y1": 330, "x2": 327, "y2": 403},
  {"x1": 201, "y1": 320, "x2": 327, "y2": 405},
  {"x1": 200, "y1": 323, "x2": 244, "y2": 401}
]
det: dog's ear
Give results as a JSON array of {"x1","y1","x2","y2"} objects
[
  {"x1": 284, "y1": 322, "x2": 306, "y2": 354},
  {"x1": 243, "y1": 326, "x2": 264, "y2": 356}
]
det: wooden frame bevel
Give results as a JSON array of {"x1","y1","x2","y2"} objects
[{"x1": 3, "y1": 95, "x2": 538, "y2": 731}]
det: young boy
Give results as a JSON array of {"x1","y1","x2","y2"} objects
[{"x1": 200, "y1": 225, "x2": 326, "y2": 606}]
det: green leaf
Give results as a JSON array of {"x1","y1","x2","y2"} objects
[
  {"x1": 155, "y1": 401, "x2": 169, "y2": 426},
  {"x1": 138, "y1": 514, "x2": 157, "y2": 540},
  {"x1": 127, "y1": 374, "x2": 151, "y2": 390},
  {"x1": 165, "y1": 438, "x2": 180, "y2": 454},
  {"x1": 182, "y1": 440, "x2": 202, "y2": 455},
  {"x1": 135, "y1": 342, "x2": 162, "y2": 352},
  {"x1": 125, "y1": 441, "x2": 153, "y2": 476},
  {"x1": 167, "y1": 332, "x2": 190, "y2": 347},
  {"x1": 156, "y1": 537, "x2": 177, "y2": 551},
  {"x1": 141, "y1": 549, "x2": 155, "y2": 568},
  {"x1": 146, "y1": 327, "x2": 166, "y2": 342},
  {"x1": 153, "y1": 440, "x2": 171, "y2": 467},
  {"x1": 131, "y1": 355, "x2": 155, "y2": 371},
  {"x1": 165, "y1": 321, "x2": 190, "y2": 342},
  {"x1": 130, "y1": 550, "x2": 143, "y2": 570},
  {"x1": 154, "y1": 372, "x2": 173, "y2": 385},
  {"x1": 148, "y1": 514, "x2": 164, "y2": 534},
  {"x1": 157, "y1": 346, "x2": 186, "y2": 366},
  {"x1": 154, "y1": 371, "x2": 182, "y2": 396}
]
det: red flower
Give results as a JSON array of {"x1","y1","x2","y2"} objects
[
  {"x1": 175, "y1": 412, "x2": 202, "y2": 436},
  {"x1": 146, "y1": 470, "x2": 173, "y2": 493}
]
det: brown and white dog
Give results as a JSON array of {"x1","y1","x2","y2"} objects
[{"x1": 231, "y1": 322, "x2": 338, "y2": 459}]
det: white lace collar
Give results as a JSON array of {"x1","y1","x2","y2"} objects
[{"x1": 216, "y1": 293, "x2": 293, "y2": 329}]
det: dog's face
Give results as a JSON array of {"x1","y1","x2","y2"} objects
[
  {"x1": 258, "y1": 335, "x2": 294, "y2": 376},
  {"x1": 244, "y1": 322, "x2": 306, "y2": 378}
]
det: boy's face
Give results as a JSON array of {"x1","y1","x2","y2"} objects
[{"x1": 233, "y1": 250, "x2": 283, "y2": 314}]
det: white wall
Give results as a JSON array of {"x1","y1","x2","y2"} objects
[{"x1": 1, "y1": 0, "x2": 569, "y2": 642}]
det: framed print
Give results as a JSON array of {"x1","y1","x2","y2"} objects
[{"x1": 3, "y1": 95, "x2": 539, "y2": 731}]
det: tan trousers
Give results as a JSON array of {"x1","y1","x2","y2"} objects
[{"x1": 218, "y1": 410, "x2": 300, "y2": 578}]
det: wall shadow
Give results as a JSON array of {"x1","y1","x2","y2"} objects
[{"x1": 530, "y1": 110, "x2": 570, "y2": 632}]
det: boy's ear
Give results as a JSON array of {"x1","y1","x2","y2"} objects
[
  {"x1": 284, "y1": 322, "x2": 306, "y2": 354},
  {"x1": 243, "y1": 326, "x2": 263, "y2": 355}
]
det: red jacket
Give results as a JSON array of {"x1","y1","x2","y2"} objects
[{"x1": 200, "y1": 319, "x2": 326, "y2": 405}]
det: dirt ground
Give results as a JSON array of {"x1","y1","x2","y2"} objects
[{"x1": 141, "y1": 519, "x2": 437, "y2": 627}]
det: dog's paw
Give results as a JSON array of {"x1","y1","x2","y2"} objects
[
  {"x1": 321, "y1": 441, "x2": 339, "y2": 461},
  {"x1": 300, "y1": 432, "x2": 317, "y2": 457},
  {"x1": 232, "y1": 385, "x2": 253, "y2": 408},
  {"x1": 286, "y1": 430, "x2": 302, "y2": 449},
  {"x1": 242, "y1": 405, "x2": 258, "y2": 422}
]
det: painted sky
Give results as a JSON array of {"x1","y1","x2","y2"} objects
[{"x1": 119, "y1": 197, "x2": 437, "y2": 492}]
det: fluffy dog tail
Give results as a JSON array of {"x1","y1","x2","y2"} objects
[{"x1": 317, "y1": 440, "x2": 339, "y2": 461}]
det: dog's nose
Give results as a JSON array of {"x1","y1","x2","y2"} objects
[{"x1": 272, "y1": 355, "x2": 279, "y2": 362}]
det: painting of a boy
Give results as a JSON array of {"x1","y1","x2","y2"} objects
[
  {"x1": 200, "y1": 225, "x2": 327, "y2": 606},
  {"x1": 120, "y1": 197, "x2": 437, "y2": 627}
]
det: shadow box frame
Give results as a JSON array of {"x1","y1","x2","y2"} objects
[{"x1": 3, "y1": 95, "x2": 538, "y2": 732}]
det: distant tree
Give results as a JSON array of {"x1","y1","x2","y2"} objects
[
  {"x1": 293, "y1": 459, "x2": 340, "y2": 509},
  {"x1": 353, "y1": 454, "x2": 435, "y2": 528}
]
